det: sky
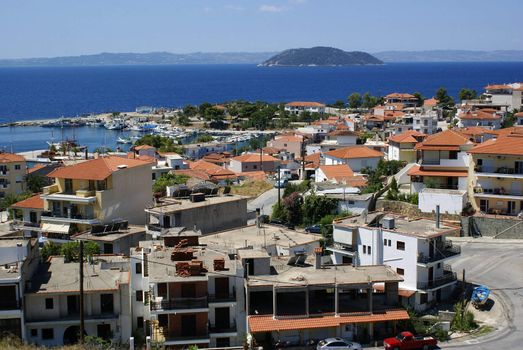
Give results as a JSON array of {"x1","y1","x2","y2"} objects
[{"x1": 1, "y1": 0, "x2": 522, "y2": 59}]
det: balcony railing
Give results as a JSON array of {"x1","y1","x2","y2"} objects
[
  {"x1": 0, "y1": 299, "x2": 21, "y2": 310},
  {"x1": 474, "y1": 187, "x2": 523, "y2": 197},
  {"x1": 417, "y1": 266, "x2": 457, "y2": 290},
  {"x1": 209, "y1": 321, "x2": 237, "y2": 333},
  {"x1": 42, "y1": 211, "x2": 96, "y2": 221},
  {"x1": 208, "y1": 292, "x2": 236, "y2": 303},
  {"x1": 159, "y1": 332, "x2": 210, "y2": 342},
  {"x1": 150, "y1": 296, "x2": 209, "y2": 311},
  {"x1": 476, "y1": 166, "x2": 523, "y2": 175},
  {"x1": 417, "y1": 242, "x2": 461, "y2": 264}
]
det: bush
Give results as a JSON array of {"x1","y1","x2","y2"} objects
[
  {"x1": 452, "y1": 301, "x2": 478, "y2": 332},
  {"x1": 283, "y1": 180, "x2": 310, "y2": 198},
  {"x1": 60, "y1": 241, "x2": 101, "y2": 262},
  {"x1": 152, "y1": 173, "x2": 189, "y2": 195}
]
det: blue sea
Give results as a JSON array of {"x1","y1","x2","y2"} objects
[{"x1": 1, "y1": 62, "x2": 523, "y2": 152}]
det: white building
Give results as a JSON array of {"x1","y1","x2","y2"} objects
[
  {"x1": 330, "y1": 213, "x2": 460, "y2": 311},
  {"x1": 456, "y1": 109, "x2": 503, "y2": 129},
  {"x1": 483, "y1": 83, "x2": 523, "y2": 111},
  {"x1": 323, "y1": 146, "x2": 383, "y2": 172},
  {"x1": 284, "y1": 101, "x2": 326, "y2": 115}
]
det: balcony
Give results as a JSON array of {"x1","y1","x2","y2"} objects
[
  {"x1": 417, "y1": 242, "x2": 461, "y2": 264},
  {"x1": 41, "y1": 211, "x2": 99, "y2": 225},
  {"x1": 473, "y1": 187, "x2": 523, "y2": 199},
  {"x1": 0, "y1": 182, "x2": 9, "y2": 189},
  {"x1": 150, "y1": 296, "x2": 209, "y2": 311},
  {"x1": 422, "y1": 157, "x2": 469, "y2": 168},
  {"x1": 158, "y1": 332, "x2": 210, "y2": 345},
  {"x1": 41, "y1": 189, "x2": 97, "y2": 204},
  {"x1": 475, "y1": 166, "x2": 523, "y2": 179},
  {"x1": 209, "y1": 321, "x2": 237, "y2": 334},
  {"x1": 417, "y1": 266, "x2": 457, "y2": 291},
  {"x1": 208, "y1": 292, "x2": 236, "y2": 303},
  {"x1": 0, "y1": 299, "x2": 21, "y2": 311}
]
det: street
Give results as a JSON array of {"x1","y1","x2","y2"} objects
[{"x1": 247, "y1": 188, "x2": 280, "y2": 216}]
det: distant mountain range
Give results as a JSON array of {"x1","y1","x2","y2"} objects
[
  {"x1": 1, "y1": 50, "x2": 523, "y2": 67},
  {"x1": 373, "y1": 50, "x2": 523, "y2": 62},
  {"x1": 259, "y1": 47, "x2": 383, "y2": 66}
]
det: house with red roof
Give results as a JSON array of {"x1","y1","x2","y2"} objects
[
  {"x1": 469, "y1": 136, "x2": 523, "y2": 216},
  {"x1": 266, "y1": 134, "x2": 304, "y2": 157},
  {"x1": 320, "y1": 130, "x2": 358, "y2": 152},
  {"x1": 323, "y1": 146, "x2": 383, "y2": 172},
  {"x1": 457, "y1": 108, "x2": 503, "y2": 129},
  {"x1": 228, "y1": 153, "x2": 280, "y2": 173},
  {"x1": 40, "y1": 156, "x2": 153, "y2": 241},
  {"x1": 483, "y1": 82, "x2": 523, "y2": 111},
  {"x1": 384, "y1": 92, "x2": 418, "y2": 107},
  {"x1": 0, "y1": 152, "x2": 27, "y2": 199},
  {"x1": 10, "y1": 194, "x2": 45, "y2": 236},
  {"x1": 314, "y1": 164, "x2": 367, "y2": 187},
  {"x1": 284, "y1": 101, "x2": 325, "y2": 115},
  {"x1": 387, "y1": 130, "x2": 426, "y2": 162}
]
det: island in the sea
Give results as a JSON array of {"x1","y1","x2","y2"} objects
[{"x1": 259, "y1": 46, "x2": 383, "y2": 66}]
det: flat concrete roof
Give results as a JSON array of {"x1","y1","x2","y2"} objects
[
  {"x1": 132, "y1": 241, "x2": 239, "y2": 283},
  {"x1": 161, "y1": 227, "x2": 201, "y2": 238},
  {"x1": 334, "y1": 212, "x2": 459, "y2": 239},
  {"x1": 237, "y1": 249, "x2": 270, "y2": 259},
  {"x1": 146, "y1": 195, "x2": 248, "y2": 214},
  {"x1": 247, "y1": 257, "x2": 402, "y2": 288},
  {"x1": 73, "y1": 224, "x2": 145, "y2": 242},
  {"x1": 0, "y1": 238, "x2": 27, "y2": 248},
  {"x1": 200, "y1": 224, "x2": 322, "y2": 253},
  {"x1": 28, "y1": 255, "x2": 130, "y2": 294}
]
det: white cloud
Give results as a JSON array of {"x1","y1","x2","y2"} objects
[{"x1": 259, "y1": 4, "x2": 285, "y2": 12}]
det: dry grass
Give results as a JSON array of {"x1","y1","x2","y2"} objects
[
  {"x1": 0, "y1": 336, "x2": 116, "y2": 350},
  {"x1": 230, "y1": 180, "x2": 273, "y2": 198}
]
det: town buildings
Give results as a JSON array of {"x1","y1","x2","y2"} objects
[
  {"x1": 483, "y1": 83, "x2": 523, "y2": 111},
  {"x1": 40, "y1": 156, "x2": 152, "y2": 242},
  {"x1": 10, "y1": 194, "x2": 44, "y2": 237},
  {"x1": 0, "y1": 152, "x2": 27, "y2": 199},
  {"x1": 266, "y1": 134, "x2": 305, "y2": 158},
  {"x1": 228, "y1": 153, "x2": 279, "y2": 173},
  {"x1": 387, "y1": 130, "x2": 426, "y2": 162},
  {"x1": 284, "y1": 101, "x2": 326, "y2": 115},
  {"x1": 330, "y1": 212, "x2": 460, "y2": 311},
  {"x1": 323, "y1": 146, "x2": 383, "y2": 172},
  {"x1": 456, "y1": 108, "x2": 503, "y2": 129}
]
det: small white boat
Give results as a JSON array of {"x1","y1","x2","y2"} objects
[{"x1": 116, "y1": 137, "x2": 132, "y2": 144}]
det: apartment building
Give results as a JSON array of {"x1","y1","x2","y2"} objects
[
  {"x1": 384, "y1": 93, "x2": 419, "y2": 108},
  {"x1": 330, "y1": 212, "x2": 460, "y2": 311},
  {"x1": 145, "y1": 195, "x2": 248, "y2": 237},
  {"x1": 24, "y1": 255, "x2": 131, "y2": 347},
  {"x1": 40, "y1": 156, "x2": 152, "y2": 242},
  {"x1": 483, "y1": 83, "x2": 523, "y2": 111},
  {"x1": 266, "y1": 134, "x2": 304, "y2": 158},
  {"x1": 0, "y1": 238, "x2": 39, "y2": 340},
  {"x1": 284, "y1": 101, "x2": 326, "y2": 115},
  {"x1": 0, "y1": 152, "x2": 27, "y2": 199},
  {"x1": 73, "y1": 223, "x2": 146, "y2": 255},
  {"x1": 469, "y1": 135, "x2": 523, "y2": 216},
  {"x1": 228, "y1": 153, "x2": 280, "y2": 173},
  {"x1": 387, "y1": 130, "x2": 426, "y2": 162},
  {"x1": 456, "y1": 109, "x2": 503, "y2": 129},
  {"x1": 130, "y1": 230, "x2": 245, "y2": 348},
  {"x1": 244, "y1": 249, "x2": 408, "y2": 346},
  {"x1": 319, "y1": 130, "x2": 358, "y2": 152},
  {"x1": 10, "y1": 194, "x2": 44, "y2": 238},
  {"x1": 393, "y1": 112, "x2": 439, "y2": 135},
  {"x1": 323, "y1": 146, "x2": 383, "y2": 172}
]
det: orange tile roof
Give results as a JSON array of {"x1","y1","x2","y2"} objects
[
  {"x1": 324, "y1": 146, "x2": 383, "y2": 160},
  {"x1": 459, "y1": 110, "x2": 500, "y2": 120},
  {"x1": 407, "y1": 165, "x2": 468, "y2": 178},
  {"x1": 0, "y1": 152, "x2": 25, "y2": 163},
  {"x1": 385, "y1": 93, "x2": 417, "y2": 100},
  {"x1": 232, "y1": 153, "x2": 279, "y2": 163},
  {"x1": 485, "y1": 84, "x2": 512, "y2": 90},
  {"x1": 423, "y1": 98, "x2": 438, "y2": 107},
  {"x1": 47, "y1": 156, "x2": 151, "y2": 181},
  {"x1": 303, "y1": 152, "x2": 321, "y2": 169},
  {"x1": 248, "y1": 309, "x2": 409, "y2": 333},
  {"x1": 319, "y1": 164, "x2": 354, "y2": 180},
  {"x1": 415, "y1": 129, "x2": 471, "y2": 151},
  {"x1": 10, "y1": 194, "x2": 44, "y2": 210},
  {"x1": 28, "y1": 164, "x2": 46, "y2": 174},
  {"x1": 285, "y1": 101, "x2": 325, "y2": 107},
  {"x1": 189, "y1": 160, "x2": 238, "y2": 179},
  {"x1": 459, "y1": 126, "x2": 492, "y2": 136},
  {"x1": 274, "y1": 135, "x2": 303, "y2": 143},
  {"x1": 388, "y1": 130, "x2": 426, "y2": 144},
  {"x1": 133, "y1": 145, "x2": 156, "y2": 150},
  {"x1": 328, "y1": 130, "x2": 358, "y2": 137},
  {"x1": 469, "y1": 136, "x2": 523, "y2": 156}
]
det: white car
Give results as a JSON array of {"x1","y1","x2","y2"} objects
[{"x1": 316, "y1": 338, "x2": 362, "y2": 350}]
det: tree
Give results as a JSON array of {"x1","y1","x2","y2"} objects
[
  {"x1": 330, "y1": 100, "x2": 346, "y2": 109},
  {"x1": 302, "y1": 194, "x2": 337, "y2": 226},
  {"x1": 183, "y1": 104, "x2": 198, "y2": 117},
  {"x1": 196, "y1": 135, "x2": 214, "y2": 143},
  {"x1": 153, "y1": 173, "x2": 189, "y2": 195},
  {"x1": 0, "y1": 192, "x2": 32, "y2": 212},
  {"x1": 458, "y1": 88, "x2": 478, "y2": 101},
  {"x1": 362, "y1": 93, "x2": 378, "y2": 109},
  {"x1": 40, "y1": 241, "x2": 61, "y2": 261},
  {"x1": 282, "y1": 192, "x2": 303, "y2": 226},
  {"x1": 412, "y1": 92, "x2": 425, "y2": 107},
  {"x1": 26, "y1": 174, "x2": 48, "y2": 193},
  {"x1": 177, "y1": 114, "x2": 191, "y2": 126},
  {"x1": 348, "y1": 93, "x2": 362, "y2": 109},
  {"x1": 60, "y1": 241, "x2": 100, "y2": 262},
  {"x1": 134, "y1": 135, "x2": 183, "y2": 153},
  {"x1": 502, "y1": 109, "x2": 518, "y2": 128},
  {"x1": 435, "y1": 87, "x2": 455, "y2": 108}
]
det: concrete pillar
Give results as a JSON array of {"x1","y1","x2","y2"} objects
[
  {"x1": 368, "y1": 322, "x2": 374, "y2": 342},
  {"x1": 367, "y1": 288, "x2": 373, "y2": 313},
  {"x1": 245, "y1": 285, "x2": 250, "y2": 333},
  {"x1": 335, "y1": 285, "x2": 339, "y2": 316},
  {"x1": 129, "y1": 337, "x2": 134, "y2": 350},
  {"x1": 305, "y1": 287, "x2": 309, "y2": 317},
  {"x1": 273, "y1": 286, "x2": 277, "y2": 318}
]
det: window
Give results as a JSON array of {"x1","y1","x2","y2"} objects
[
  {"x1": 476, "y1": 159, "x2": 483, "y2": 166},
  {"x1": 362, "y1": 245, "x2": 367, "y2": 254},
  {"x1": 396, "y1": 268, "x2": 405, "y2": 275},
  {"x1": 30, "y1": 329, "x2": 37, "y2": 337},
  {"x1": 14, "y1": 164, "x2": 21, "y2": 170},
  {"x1": 136, "y1": 290, "x2": 143, "y2": 302},
  {"x1": 397, "y1": 241, "x2": 405, "y2": 251},
  {"x1": 388, "y1": 239, "x2": 392, "y2": 247},
  {"x1": 437, "y1": 263, "x2": 441, "y2": 269},
  {"x1": 100, "y1": 294, "x2": 114, "y2": 314},
  {"x1": 367, "y1": 246, "x2": 372, "y2": 254},
  {"x1": 253, "y1": 165, "x2": 257, "y2": 169},
  {"x1": 137, "y1": 317, "x2": 144, "y2": 329},
  {"x1": 135, "y1": 262, "x2": 142, "y2": 274},
  {"x1": 348, "y1": 200, "x2": 355, "y2": 205},
  {"x1": 449, "y1": 151, "x2": 458, "y2": 159},
  {"x1": 45, "y1": 298, "x2": 53, "y2": 309},
  {"x1": 383, "y1": 238, "x2": 387, "y2": 246},
  {"x1": 420, "y1": 293, "x2": 428, "y2": 305},
  {"x1": 42, "y1": 328, "x2": 54, "y2": 340}
]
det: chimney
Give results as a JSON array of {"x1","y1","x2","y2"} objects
[
  {"x1": 314, "y1": 247, "x2": 323, "y2": 269},
  {"x1": 436, "y1": 205, "x2": 440, "y2": 229}
]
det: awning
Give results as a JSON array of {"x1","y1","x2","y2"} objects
[
  {"x1": 248, "y1": 309, "x2": 410, "y2": 333},
  {"x1": 373, "y1": 285, "x2": 416, "y2": 298},
  {"x1": 41, "y1": 223, "x2": 71, "y2": 234}
]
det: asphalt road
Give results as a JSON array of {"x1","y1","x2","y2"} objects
[
  {"x1": 247, "y1": 188, "x2": 280, "y2": 216},
  {"x1": 439, "y1": 238, "x2": 523, "y2": 349}
]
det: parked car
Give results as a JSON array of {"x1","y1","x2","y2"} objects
[
  {"x1": 305, "y1": 224, "x2": 322, "y2": 234},
  {"x1": 317, "y1": 338, "x2": 362, "y2": 350},
  {"x1": 269, "y1": 219, "x2": 295, "y2": 230},
  {"x1": 383, "y1": 331, "x2": 437, "y2": 350},
  {"x1": 258, "y1": 214, "x2": 270, "y2": 223},
  {"x1": 274, "y1": 179, "x2": 288, "y2": 188}
]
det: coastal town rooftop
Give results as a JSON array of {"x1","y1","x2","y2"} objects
[
  {"x1": 73, "y1": 224, "x2": 146, "y2": 243},
  {"x1": 145, "y1": 194, "x2": 249, "y2": 214}
]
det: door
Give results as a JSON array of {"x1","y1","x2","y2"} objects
[
  {"x1": 428, "y1": 267, "x2": 434, "y2": 288},
  {"x1": 65, "y1": 179, "x2": 73, "y2": 194},
  {"x1": 215, "y1": 307, "x2": 230, "y2": 329},
  {"x1": 429, "y1": 240, "x2": 435, "y2": 259},
  {"x1": 163, "y1": 215, "x2": 171, "y2": 228},
  {"x1": 181, "y1": 314, "x2": 197, "y2": 336},
  {"x1": 103, "y1": 243, "x2": 113, "y2": 254},
  {"x1": 480, "y1": 199, "x2": 489, "y2": 213},
  {"x1": 181, "y1": 283, "x2": 196, "y2": 298},
  {"x1": 215, "y1": 277, "x2": 229, "y2": 299},
  {"x1": 29, "y1": 211, "x2": 37, "y2": 224},
  {"x1": 515, "y1": 161, "x2": 523, "y2": 174},
  {"x1": 67, "y1": 295, "x2": 79, "y2": 316},
  {"x1": 97, "y1": 324, "x2": 111, "y2": 340},
  {"x1": 508, "y1": 201, "x2": 516, "y2": 215}
]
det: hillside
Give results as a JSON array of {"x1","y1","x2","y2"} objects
[{"x1": 259, "y1": 47, "x2": 383, "y2": 66}]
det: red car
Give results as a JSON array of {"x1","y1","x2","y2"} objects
[{"x1": 383, "y1": 331, "x2": 437, "y2": 350}]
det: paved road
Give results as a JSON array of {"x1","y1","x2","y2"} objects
[
  {"x1": 439, "y1": 238, "x2": 523, "y2": 349},
  {"x1": 247, "y1": 188, "x2": 280, "y2": 216}
]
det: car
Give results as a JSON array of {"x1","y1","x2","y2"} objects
[
  {"x1": 274, "y1": 179, "x2": 288, "y2": 188},
  {"x1": 316, "y1": 338, "x2": 362, "y2": 350},
  {"x1": 258, "y1": 214, "x2": 270, "y2": 223},
  {"x1": 305, "y1": 224, "x2": 322, "y2": 234},
  {"x1": 269, "y1": 219, "x2": 295, "y2": 230},
  {"x1": 383, "y1": 331, "x2": 437, "y2": 350}
]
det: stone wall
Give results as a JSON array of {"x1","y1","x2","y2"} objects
[
  {"x1": 461, "y1": 215, "x2": 523, "y2": 238},
  {"x1": 376, "y1": 199, "x2": 461, "y2": 222}
]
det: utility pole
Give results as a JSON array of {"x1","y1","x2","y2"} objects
[
  {"x1": 301, "y1": 140, "x2": 306, "y2": 180},
  {"x1": 277, "y1": 165, "x2": 281, "y2": 208},
  {"x1": 79, "y1": 241, "x2": 85, "y2": 343}
]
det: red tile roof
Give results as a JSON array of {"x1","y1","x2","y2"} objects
[
  {"x1": 328, "y1": 130, "x2": 358, "y2": 137},
  {"x1": 273, "y1": 135, "x2": 303, "y2": 143},
  {"x1": 189, "y1": 160, "x2": 238, "y2": 179},
  {"x1": 408, "y1": 165, "x2": 468, "y2": 178},
  {"x1": 285, "y1": 101, "x2": 325, "y2": 107},
  {"x1": 0, "y1": 152, "x2": 25, "y2": 163},
  {"x1": 10, "y1": 194, "x2": 44, "y2": 210},
  {"x1": 303, "y1": 152, "x2": 321, "y2": 169},
  {"x1": 28, "y1": 164, "x2": 46, "y2": 174},
  {"x1": 423, "y1": 98, "x2": 438, "y2": 107},
  {"x1": 485, "y1": 84, "x2": 512, "y2": 90},
  {"x1": 414, "y1": 129, "x2": 471, "y2": 151},
  {"x1": 458, "y1": 126, "x2": 492, "y2": 137},
  {"x1": 47, "y1": 156, "x2": 151, "y2": 181},
  {"x1": 232, "y1": 153, "x2": 279, "y2": 163},
  {"x1": 324, "y1": 146, "x2": 383, "y2": 160},
  {"x1": 248, "y1": 309, "x2": 409, "y2": 333},
  {"x1": 319, "y1": 164, "x2": 354, "y2": 180},
  {"x1": 469, "y1": 136, "x2": 523, "y2": 156},
  {"x1": 388, "y1": 130, "x2": 426, "y2": 144},
  {"x1": 385, "y1": 93, "x2": 417, "y2": 100},
  {"x1": 459, "y1": 110, "x2": 501, "y2": 120},
  {"x1": 133, "y1": 145, "x2": 156, "y2": 150}
]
